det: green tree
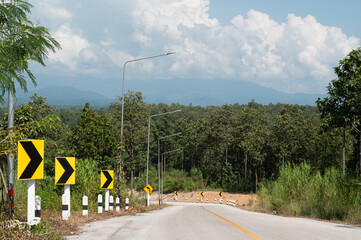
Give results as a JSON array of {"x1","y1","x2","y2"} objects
[
  {"x1": 238, "y1": 106, "x2": 270, "y2": 192},
  {"x1": 109, "y1": 91, "x2": 147, "y2": 195},
  {"x1": 317, "y1": 47, "x2": 361, "y2": 175},
  {"x1": 0, "y1": 0, "x2": 60, "y2": 100},
  {"x1": 70, "y1": 103, "x2": 117, "y2": 168}
]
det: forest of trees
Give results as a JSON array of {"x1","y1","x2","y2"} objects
[{"x1": 0, "y1": 90, "x2": 358, "y2": 196}]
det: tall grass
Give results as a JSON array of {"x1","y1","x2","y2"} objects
[{"x1": 259, "y1": 163, "x2": 361, "y2": 223}]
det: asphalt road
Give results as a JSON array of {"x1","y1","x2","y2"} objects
[{"x1": 67, "y1": 202, "x2": 361, "y2": 240}]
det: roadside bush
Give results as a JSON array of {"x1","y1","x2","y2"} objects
[{"x1": 260, "y1": 163, "x2": 361, "y2": 223}]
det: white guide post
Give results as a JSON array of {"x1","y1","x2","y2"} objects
[
  {"x1": 27, "y1": 180, "x2": 35, "y2": 226},
  {"x1": 98, "y1": 194, "x2": 103, "y2": 213},
  {"x1": 33, "y1": 195, "x2": 41, "y2": 225},
  {"x1": 116, "y1": 197, "x2": 120, "y2": 211},
  {"x1": 62, "y1": 194, "x2": 69, "y2": 220},
  {"x1": 105, "y1": 189, "x2": 109, "y2": 212},
  {"x1": 146, "y1": 193, "x2": 150, "y2": 206},
  {"x1": 110, "y1": 195, "x2": 114, "y2": 211},
  {"x1": 64, "y1": 185, "x2": 71, "y2": 218},
  {"x1": 125, "y1": 198, "x2": 129, "y2": 210},
  {"x1": 82, "y1": 195, "x2": 88, "y2": 216},
  {"x1": 206, "y1": 198, "x2": 208, "y2": 203}
]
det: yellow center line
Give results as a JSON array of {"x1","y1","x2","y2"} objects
[{"x1": 202, "y1": 206, "x2": 262, "y2": 240}]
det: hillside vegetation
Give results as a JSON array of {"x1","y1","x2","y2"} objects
[{"x1": 0, "y1": 89, "x2": 360, "y2": 223}]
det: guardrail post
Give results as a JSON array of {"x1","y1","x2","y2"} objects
[
  {"x1": 82, "y1": 196, "x2": 88, "y2": 216},
  {"x1": 98, "y1": 194, "x2": 103, "y2": 213},
  {"x1": 34, "y1": 195, "x2": 41, "y2": 225},
  {"x1": 110, "y1": 195, "x2": 114, "y2": 211},
  {"x1": 62, "y1": 194, "x2": 69, "y2": 220},
  {"x1": 125, "y1": 198, "x2": 129, "y2": 210},
  {"x1": 116, "y1": 197, "x2": 120, "y2": 211}
]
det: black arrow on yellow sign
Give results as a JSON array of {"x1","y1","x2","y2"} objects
[
  {"x1": 102, "y1": 171, "x2": 113, "y2": 189},
  {"x1": 19, "y1": 141, "x2": 43, "y2": 179},
  {"x1": 56, "y1": 158, "x2": 75, "y2": 184}
]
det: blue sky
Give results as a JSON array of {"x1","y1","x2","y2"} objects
[{"x1": 26, "y1": 0, "x2": 361, "y2": 101}]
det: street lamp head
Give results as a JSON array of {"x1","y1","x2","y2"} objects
[{"x1": 167, "y1": 52, "x2": 176, "y2": 55}]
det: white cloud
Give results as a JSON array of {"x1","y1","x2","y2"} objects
[
  {"x1": 29, "y1": 0, "x2": 360, "y2": 94},
  {"x1": 48, "y1": 24, "x2": 92, "y2": 71},
  {"x1": 130, "y1": 0, "x2": 360, "y2": 93}
]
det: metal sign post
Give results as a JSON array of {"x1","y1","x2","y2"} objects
[
  {"x1": 27, "y1": 180, "x2": 35, "y2": 226},
  {"x1": 64, "y1": 185, "x2": 71, "y2": 218},
  {"x1": 105, "y1": 189, "x2": 109, "y2": 212}
]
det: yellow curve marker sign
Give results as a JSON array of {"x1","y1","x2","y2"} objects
[
  {"x1": 200, "y1": 191, "x2": 204, "y2": 197},
  {"x1": 144, "y1": 184, "x2": 153, "y2": 195},
  {"x1": 55, "y1": 157, "x2": 75, "y2": 185},
  {"x1": 219, "y1": 192, "x2": 223, "y2": 197},
  {"x1": 100, "y1": 170, "x2": 114, "y2": 189},
  {"x1": 17, "y1": 140, "x2": 44, "y2": 180},
  {"x1": 175, "y1": 191, "x2": 179, "y2": 196}
]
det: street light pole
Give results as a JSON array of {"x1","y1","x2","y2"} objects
[
  {"x1": 145, "y1": 110, "x2": 181, "y2": 206},
  {"x1": 118, "y1": 52, "x2": 175, "y2": 196},
  {"x1": 158, "y1": 132, "x2": 182, "y2": 205},
  {"x1": 161, "y1": 148, "x2": 182, "y2": 203}
]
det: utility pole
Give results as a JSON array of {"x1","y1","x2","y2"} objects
[{"x1": 7, "y1": 90, "x2": 15, "y2": 219}]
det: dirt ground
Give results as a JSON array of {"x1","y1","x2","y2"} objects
[
  {"x1": 150, "y1": 191, "x2": 258, "y2": 209},
  {"x1": 0, "y1": 205, "x2": 167, "y2": 240}
]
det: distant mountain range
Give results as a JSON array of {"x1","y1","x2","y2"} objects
[
  {"x1": 4, "y1": 86, "x2": 114, "y2": 107},
  {"x1": 128, "y1": 78, "x2": 326, "y2": 106},
  {"x1": 1, "y1": 79, "x2": 326, "y2": 107}
]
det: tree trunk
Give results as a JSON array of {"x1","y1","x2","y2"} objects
[
  {"x1": 343, "y1": 126, "x2": 346, "y2": 176},
  {"x1": 282, "y1": 155, "x2": 285, "y2": 170},
  {"x1": 244, "y1": 153, "x2": 247, "y2": 180},
  {"x1": 255, "y1": 167, "x2": 258, "y2": 193},
  {"x1": 130, "y1": 168, "x2": 134, "y2": 196},
  {"x1": 209, "y1": 147, "x2": 212, "y2": 163},
  {"x1": 359, "y1": 131, "x2": 361, "y2": 176},
  {"x1": 130, "y1": 148, "x2": 134, "y2": 196},
  {"x1": 225, "y1": 144, "x2": 228, "y2": 164}
]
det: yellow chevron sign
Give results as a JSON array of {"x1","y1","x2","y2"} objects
[
  {"x1": 100, "y1": 170, "x2": 114, "y2": 189},
  {"x1": 55, "y1": 157, "x2": 75, "y2": 185},
  {"x1": 17, "y1": 140, "x2": 44, "y2": 180}
]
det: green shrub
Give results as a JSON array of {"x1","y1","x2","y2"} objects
[{"x1": 260, "y1": 163, "x2": 361, "y2": 223}]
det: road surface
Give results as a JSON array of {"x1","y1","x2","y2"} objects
[{"x1": 67, "y1": 202, "x2": 361, "y2": 240}]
